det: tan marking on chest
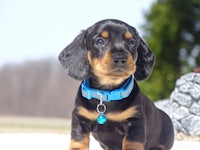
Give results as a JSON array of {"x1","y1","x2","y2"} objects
[
  {"x1": 77, "y1": 106, "x2": 99, "y2": 121},
  {"x1": 77, "y1": 106, "x2": 138, "y2": 122},
  {"x1": 106, "y1": 106, "x2": 138, "y2": 122}
]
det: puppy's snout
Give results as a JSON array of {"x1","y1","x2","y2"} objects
[{"x1": 112, "y1": 52, "x2": 127, "y2": 66}]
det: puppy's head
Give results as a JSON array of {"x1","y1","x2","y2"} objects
[{"x1": 59, "y1": 19, "x2": 155, "y2": 85}]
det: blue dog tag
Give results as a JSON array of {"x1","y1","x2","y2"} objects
[{"x1": 97, "y1": 113, "x2": 107, "y2": 124}]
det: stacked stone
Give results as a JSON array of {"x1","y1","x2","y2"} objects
[{"x1": 170, "y1": 72, "x2": 200, "y2": 136}]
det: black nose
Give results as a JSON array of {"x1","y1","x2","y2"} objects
[{"x1": 112, "y1": 52, "x2": 127, "y2": 66}]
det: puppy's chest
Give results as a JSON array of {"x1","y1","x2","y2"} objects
[
  {"x1": 77, "y1": 102, "x2": 138, "y2": 137},
  {"x1": 77, "y1": 104, "x2": 138, "y2": 123},
  {"x1": 91, "y1": 119, "x2": 132, "y2": 135},
  {"x1": 92, "y1": 123, "x2": 125, "y2": 147}
]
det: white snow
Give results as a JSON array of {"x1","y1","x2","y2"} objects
[{"x1": 0, "y1": 133, "x2": 199, "y2": 150}]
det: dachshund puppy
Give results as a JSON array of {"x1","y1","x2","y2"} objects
[{"x1": 59, "y1": 19, "x2": 174, "y2": 150}]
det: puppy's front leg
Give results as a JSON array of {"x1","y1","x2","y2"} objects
[
  {"x1": 122, "y1": 137, "x2": 144, "y2": 150},
  {"x1": 122, "y1": 120, "x2": 145, "y2": 150},
  {"x1": 70, "y1": 134, "x2": 89, "y2": 150},
  {"x1": 69, "y1": 110, "x2": 90, "y2": 150}
]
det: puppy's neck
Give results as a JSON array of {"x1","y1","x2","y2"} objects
[{"x1": 89, "y1": 74, "x2": 130, "y2": 91}]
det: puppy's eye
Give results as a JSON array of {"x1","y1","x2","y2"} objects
[
  {"x1": 95, "y1": 38, "x2": 104, "y2": 46},
  {"x1": 128, "y1": 39, "x2": 136, "y2": 47}
]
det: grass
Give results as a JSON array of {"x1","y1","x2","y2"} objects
[{"x1": 0, "y1": 116, "x2": 71, "y2": 134}]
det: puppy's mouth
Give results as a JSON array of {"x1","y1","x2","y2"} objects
[{"x1": 106, "y1": 66, "x2": 131, "y2": 74}]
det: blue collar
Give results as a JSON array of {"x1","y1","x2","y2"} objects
[{"x1": 81, "y1": 76, "x2": 134, "y2": 102}]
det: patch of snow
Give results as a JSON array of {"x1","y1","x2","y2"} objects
[{"x1": 0, "y1": 133, "x2": 199, "y2": 150}]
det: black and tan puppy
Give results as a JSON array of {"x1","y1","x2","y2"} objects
[{"x1": 59, "y1": 19, "x2": 174, "y2": 150}]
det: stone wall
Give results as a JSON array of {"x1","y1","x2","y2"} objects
[{"x1": 155, "y1": 72, "x2": 200, "y2": 136}]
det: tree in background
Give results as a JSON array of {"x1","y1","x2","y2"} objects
[
  {"x1": 139, "y1": 0, "x2": 200, "y2": 100},
  {"x1": 0, "y1": 59, "x2": 79, "y2": 118}
]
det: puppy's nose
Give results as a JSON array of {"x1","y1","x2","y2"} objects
[{"x1": 112, "y1": 53, "x2": 127, "y2": 66}]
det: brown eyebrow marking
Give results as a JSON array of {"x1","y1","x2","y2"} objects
[
  {"x1": 124, "y1": 31, "x2": 132, "y2": 39},
  {"x1": 101, "y1": 31, "x2": 109, "y2": 38}
]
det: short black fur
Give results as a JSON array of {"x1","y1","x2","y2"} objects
[{"x1": 59, "y1": 19, "x2": 174, "y2": 150}]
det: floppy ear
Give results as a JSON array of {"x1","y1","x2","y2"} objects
[
  {"x1": 135, "y1": 38, "x2": 155, "y2": 81},
  {"x1": 58, "y1": 31, "x2": 90, "y2": 80}
]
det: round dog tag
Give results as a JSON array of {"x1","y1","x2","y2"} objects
[
  {"x1": 96, "y1": 102, "x2": 107, "y2": 124},
  {"x1": 97, "y1": 113, "x2": 107, "y2": 124}
]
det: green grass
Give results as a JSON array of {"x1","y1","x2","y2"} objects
[{"x1": 0, "y1": 116, "x2": 71, "y2": 134}]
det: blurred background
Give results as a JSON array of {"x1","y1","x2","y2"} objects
[{"x1": 0, "y1": 0, "x2": 200, "y2": 133}]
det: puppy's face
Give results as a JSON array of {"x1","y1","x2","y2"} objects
[
  {"x1": 59, "y1": 19, "x2": 155, "y2": 86},
  {"x1": 85, "y1": 21, "x2": 139, "y2": 86}
]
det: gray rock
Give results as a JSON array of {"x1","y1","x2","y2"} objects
[
  {"x1": 182, "y1": 73, "x2": 195, "y2": 81},
  {"x1": 195, "y1": 74, "x2": 200, "y2": 84},
  {"x1": 181, "y1": 115, "x2": 200, "y2": 136},
  {"x1": 157, "y1": 72, "x2": 200, "y2": 136},
  {"x1": 170, "y1": 102, "x2": 179, "y2": 113},
  {"x1": 176, "y1": 78, "x2": 186, "y2": 86},
  {"x1": 172, "y1": 106, "x2": 189, "y2": 120},
  {"x1": 172, "y1": 119, "x2": 187, "y2": 134},
  {"x1": 172, "y1": 93, "x2": 192, "y2": 107},
  {"x1": 190, "y1": 102, "x2": 200, "y2": 115},
  {"x1": 178, "y1": 82, "x2": 192, "y2": 93},
  {"x1": 189, "y1": 84, "x2": 200, "y2": 100}
]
